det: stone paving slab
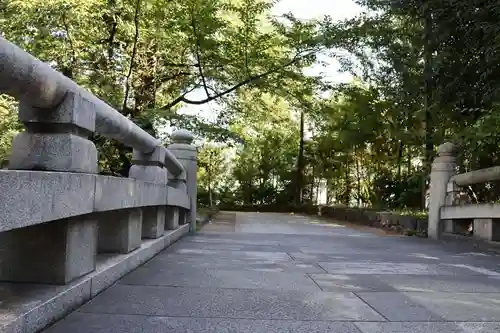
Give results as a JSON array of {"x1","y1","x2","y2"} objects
[
  {"x1": 166, "y1": 239, "x2": 300, "y2": 253},
  {"x1": 45, "y1": 313, "x2": 362, "y2": 333},
  {"x1": 120, "y1": 267, "x2": 321, "y2": 291},
  {"x1": 167, "y1": 248, "x2": 293, "y2": 261},
  {"x1": 138, "y1": 253, "x2": 325, "y2": 273},
  {"x1": 41, "y1": 212, "x2": 500, "y2": 333},
  {"x1": 79, "y1": 284, "x2": 386, "y2": 321},
  {"x1": 318, "y1": 261, "x2": 484, "y2": 276},
  {"x1": 355, "y1": 322, "x2": 500, "y2": 333}
]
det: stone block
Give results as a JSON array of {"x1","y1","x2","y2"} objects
[
  {"x1": 94, "y1": 176, "x2": 137, "y2": 212},
  {"x1": 0, "y1": 170, "x2": 95, "y2": 232},
  {"x1": 165, "y1": 207, "x2": 179, "y2": 230},
  {"x1": 179, "y1": 209, "x2": 187, "y2": 225},
  {"x1": 0, "y1": 216, "x2": 98, "y2": 284},
  {"x1": 131, "y1": 146, "x2": 166, "y2": 167},
  {"x1": 129, "y1": 165, "x2": 166, "y2": 183},
  {"x1": 135, "y1": 181, "x2": 167, "y2": 207},
  {"x1": 166, "y1": 186, "x2": 190, "y2": 209},
  {"x1": 474, "y1": 218, "x2": 500, "y2": 241},
  {"x1": 19, "y1": 92, "x2": 96, "y2": 133},
  {"x1": 142, "y1": 206, "x2": 165, "y2": 239},
  {"x1": 97, "y1": 209, "x2": 142, "y2": 254},
  {"x1": 444, "y1": 219, "x2": 471, "y2": 234},
  {"x1": 8, "y1": 132, "x2": 98, "y2": 173}
]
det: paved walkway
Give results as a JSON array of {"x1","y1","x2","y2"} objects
[{"x1": 44, "y1": 212, "x2": 500, "y2": 332}]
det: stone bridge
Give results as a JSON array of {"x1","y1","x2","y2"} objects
[
  {"x1": 45, "y1": 212, "x2": 500, "y2": 333},
  {"x1": 2, "y1": 36, "x2": 500, "y2": 333}
]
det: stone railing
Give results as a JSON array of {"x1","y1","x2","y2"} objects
[
  {"x1": 428, "y1": 142, "x2": 500, "y2": 241},
  {"x1": 0, "y1": 37, "x2": 197, "y2": 333}
]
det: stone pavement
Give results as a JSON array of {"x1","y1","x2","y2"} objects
[{"x1": 44, "y1": 212, "x2": 500, "y2": 333}]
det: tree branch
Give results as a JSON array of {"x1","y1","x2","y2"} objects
[
  {"x1": 61, "y1": 11, "x2": 77, "y2": 78},
  {"x1": 161, "y1": 50, "x2": 313, "y2": 110},
  {"x1": 122, "y1": 0, "x2": 141, "y2": 112},
  {"x1": 190, "y1": 10, "x2": 211, "y2": 99}
]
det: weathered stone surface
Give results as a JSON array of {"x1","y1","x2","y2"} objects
[
  {"x1": 45, "y1": 313, "x2": 361, "y2": 333},
  {"x1": 0, "y1": 171, "x2": 95, "y2": 232},
  {"x1": 129, "y1": 165, "x2": 167, "y2": 183},
  {"x1": 28, "y1": 211, "x2": 500, "y2": 333},
  {"x1": 94, "y1": 176, "x2": 171, "y2": 212},
  {"x1": 355, "y1": 322, "x2": 466, "y2": 333},
  {"x1": 98, "y1": 209, "x2": 142, "y2": 254},
  {"x1": 131, "y1": 147, "x2": 166, "y2": 167},
  {"x1": 79, "y1": 285, "x2": 384, "y2": 321},
  {"x1": 0, "y1": 216, "x2": 97, "y2": 284},
  {"x1": 9, "y1": 133, "x2": 98, "y2": 173},
  {"x1": 168, "y1": 130, "x2": 197, "y2": 231},
  {"x1": 18, "y1": 92, "x2": 96, "y2": 132},
  {"x1": 141, "y1": 207, "x2": 165, "y2": 239},
  {"x1": 0, "y1": 224, "x2": 189, "y2": 333},
  {"x1": 165, "y1": 207, "x2": 179, "y2": 230},
  {"x1": 166, "y1": 186, "x2": 190, "y2": 209},
  {"x1": 120, "y1": 267, "x2": 320, "y2": 291},
  {"x1": 474, "y1": 218, "x2": 500, "y2": 241}
]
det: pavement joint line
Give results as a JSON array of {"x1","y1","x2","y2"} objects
[
  {"x1": 305, "y1": 272, "x2": 325, "y2": 291},
  {"x1": 351, "y1": 291, "x2": 390, "y2": 322}
]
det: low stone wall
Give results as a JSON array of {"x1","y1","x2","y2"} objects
[{"x1": 217, "y1": 204, "x2": 428, "y2": 234}]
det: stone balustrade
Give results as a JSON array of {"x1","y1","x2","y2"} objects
[
  {"x1": 428, "y1": 142, "x2": 500, "y2": 242},
  {"x1": 0, "y1": 37, "x2": 197, "y2": 333}
]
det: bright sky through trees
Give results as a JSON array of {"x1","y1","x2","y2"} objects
[{"x1": 178, "y1": 0, "x2": 363, "y2": 123}]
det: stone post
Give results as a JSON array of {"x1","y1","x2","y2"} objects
[
  {"x1": 2, "y1": 92, "x2": 99, "y2": 284},
  {"x1": 428, "y1": 142, "x2": 457, "y2": 239},
  {"x1": 130, "y1": 147, "x2": 167, "y2": 239},
  {"x1": 168, "y1": 130, "x2": 197, "y2": 233}
]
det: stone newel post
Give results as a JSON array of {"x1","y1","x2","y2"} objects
[
  {"x1": 428, "y1": 142, "x2": 457, "y2": 239},
  {"x1": 168, "y1": 130, "x2": 198, "y2": 233}
]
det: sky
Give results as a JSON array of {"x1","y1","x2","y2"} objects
[{"x1": 176, "y1": 0, "x2": 364, "y2": 125}]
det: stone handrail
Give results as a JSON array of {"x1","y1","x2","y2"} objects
[
  {"x1": 428, "y1": 142, "x2": 500, "y2": 242},
  {"x1": 450, "y1": 166, "x2": 500, "y2": 186},
  {"x1": 0, "y1": 36, "x2": 184, "y2": 176},
  {"x1": 0, "y1": 36, "x2": 198, "y2": 333}
]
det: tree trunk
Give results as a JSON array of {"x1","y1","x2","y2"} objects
[
  {"x1": 422, "y1": 4, "x2": 434, "y2": 209},
  {"x1": 295, "y1": 110, "x2": 305, "y2": 206}
]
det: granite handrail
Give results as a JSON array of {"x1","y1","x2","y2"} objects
[
  {"x1": 450, "y1": 166, "x2": 500, "y2": 187},
  {"x1": 0, "y1": 36, "x2": 183, "y2": 176}
]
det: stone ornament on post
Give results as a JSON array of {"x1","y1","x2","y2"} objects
[
  {"x1": 428, "y1": 142, "x2": 457, "y2": 239},
  {"x1": 168, "y1": 130, "x2": 197, "y2": 233}
]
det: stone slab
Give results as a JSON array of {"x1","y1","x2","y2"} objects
[
  {"x1": 371, "y1": 274, "x2": 500, "y2": 293},
  {"x1": 405, "y1": 292, "x2": 500, "y2": 321},
  {"x1": 354, "y1": 292, "x2": 445, "y2": 321},
  {"x1": 0, "y1": 170, "x2": 95, "y2": 232},
  {"x1": 44, "y1": 313, "x2": 361, "y2": 333},
  {"x1": 318, "y1": 262, "x2": 480, "y2": 276},
  {"x1": 0, "y1": 225, "x2": 189, "y2": 333},
  {"x1": 167, "y1": 240, "x2": 299, "y2": 253},
  {"x1": 169, "y1": 248, "x2": 292, "y2": 261},
  {"x1": 309, "y1": 274, "x2": 397, "y2": 292},
  {"x1": 356, "y1": 322, "x2": 500, "y2": 333},
  {"x1": 166, "y1": 187, "x2": 190, "y2": 209},
  {"x1": 80, "y1": 285, "x2": 385, "y2": 321},
  {"x1": 355, "y1": 322, "x2": 466, "y2": 333},
  {"x1": 120, "y1": 267, "x2": 321, "y2": 291},
  {"x1": 139, "y1": 254, "x2": 324, "y2": 273},
  {"x1": 184, "y1": 235, "x2": 282, "y2": 246}
]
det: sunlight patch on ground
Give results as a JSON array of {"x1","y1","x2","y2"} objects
[
  {"x1": 445, "y1": 264, "x2": 500, "y2": 277},
  {"x1": 411, "y1": 253, "x2": 440, "y2": 260}
]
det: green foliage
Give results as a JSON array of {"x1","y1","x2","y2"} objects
[
  {"x1": 4, "y1": 0, "x2": 500, "y2": 211},
  {"x1": 0, "y1": 0, "x2": 322, "y2": 174}
]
